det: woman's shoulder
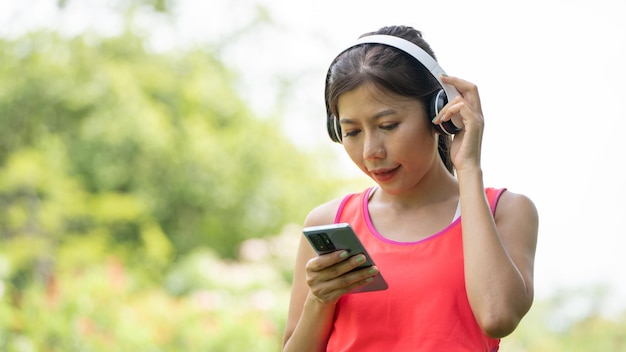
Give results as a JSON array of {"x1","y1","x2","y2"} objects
[
  {"x1": 494, "y1": 188, "x2": 538, "y2": 223},
  {"x1": 303, "y1": 197, "x2": 345, "y2": 228},
  {"x1": 303, "y1": 187, "x2": 371, "y2": 227}
]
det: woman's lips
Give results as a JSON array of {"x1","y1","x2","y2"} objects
[{"x1": 370, "y1": 166, "x2": 400, "y2": 182}]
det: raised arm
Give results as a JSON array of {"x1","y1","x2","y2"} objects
[
  {"x1": 436, "y1": 75, "x2": 539, "y2": 337},
  {"x1": 459, "y1": 172, "x2": 538, "y2": 337}
]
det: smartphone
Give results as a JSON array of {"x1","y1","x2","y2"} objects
[{"x1": 302, "y1": 223, "x2": 388, "y2": 293}]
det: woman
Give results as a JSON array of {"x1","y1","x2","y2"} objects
[{"x1": 282, "y1": 25, "x2": 538, "y2": 352}]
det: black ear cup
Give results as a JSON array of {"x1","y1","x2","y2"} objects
[
  {"x1": 325, "y1": 69, "x2": 343, "y2": 143},
  {"x1": 431, "y1": 89, "x2": 461, "y2": 136},
  {"x1": 327, "y1": 113, "x2": 342, "y2": 143}
]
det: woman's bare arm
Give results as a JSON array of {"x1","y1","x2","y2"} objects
[{"x1": 282, "y1": 199, "x2": 380, "y2": 351}]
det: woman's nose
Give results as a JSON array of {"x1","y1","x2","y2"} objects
[{"x1": 363, "y1": 134, "x2": 385, "y2": 160}]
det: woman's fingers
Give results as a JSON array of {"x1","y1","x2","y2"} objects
[
  {"x1": 310, "y1": 266, "x2": 378, "y2": 303},
  {"x1": 305, "y1": 252, "x2": 379, "y2": 303},
  {"x1": 441, "y1": 74, "x2": 482, "y2": 107},
  {"x1": 434, "y1": 75, "x2": 484, "y2": 128},
  {"x1": 306, "y1": 250, "x2": 349, "y2": 272}
]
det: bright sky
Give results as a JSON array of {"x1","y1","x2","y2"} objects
[{"x1": 3, "y1": 0, "x2": 626, "y2": 310}]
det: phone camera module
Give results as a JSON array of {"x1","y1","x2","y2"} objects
[{"x1": 311, "y1": 233, "x2": 335, "y2": 251}]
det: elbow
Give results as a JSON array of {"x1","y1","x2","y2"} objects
[
  {"x1": 477, "y1": 314, "x2": 520, "y2": 338},
  {"x1": 475, "y1": 303, "x2": 532, "y2": 338},
  {"x1": 474, "y1": 291, "x2": 534, "y2": 338}
]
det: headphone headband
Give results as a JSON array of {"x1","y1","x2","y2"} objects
[
  {"x1": 349, "y1": 35, "x2": 460, "y2": 102},
  {"x1": 325, "y1": 34, "x2": 462, "y2": 142}
]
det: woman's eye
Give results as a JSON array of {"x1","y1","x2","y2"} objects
[
  {"x1": 381, "y1": 123, "x2": 399, "y2": 131},
  {"x1": 343, "y1": 129, "x2": 361, "y2": 138}
]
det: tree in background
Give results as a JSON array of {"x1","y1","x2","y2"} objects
[
  {"x1": 0, "y1": 6, "x2": 339, "y2": 259},
  {"x1": 0, "y1": 1, "x2": 351, "y2": 349}
]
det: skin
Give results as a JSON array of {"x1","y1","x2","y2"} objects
[{"x1": 282, "y1": 76, "x2": 538, "y2": 351}]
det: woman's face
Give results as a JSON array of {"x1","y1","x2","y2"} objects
[{"x1": 337, "y1": 82, "x2": 440, "y2": 194}]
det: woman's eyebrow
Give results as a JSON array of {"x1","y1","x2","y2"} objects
[{"x1": 339, "y1": 109, "x2": 396, "y2": 124}]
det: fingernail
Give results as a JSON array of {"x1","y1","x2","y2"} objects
[
  {"x1": 340, "y1": 251, "x2": 348, "y2": 258},
  {"x1": 355, "y1": 255, "x2": 365, "y2": 263},
  {"x1": 431, "y1": 115, "x2": 439, "y2": 123},
  {"x1": 368, "y1": 267, "x2": 377, "y2": 274},
  {"x1": 442, "y1": 73, "x2": 448, "y2": 77}
]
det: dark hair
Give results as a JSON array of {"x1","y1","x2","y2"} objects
[{"x1": 326, "y1": 25, "x2": 454, "y2": 174}]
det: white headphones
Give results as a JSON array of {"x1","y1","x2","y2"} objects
[{"x1": 325, "y1": 34, "x2": 462, "y2": 142}]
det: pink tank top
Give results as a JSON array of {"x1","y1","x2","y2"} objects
[{"x1": 326, "y1": 187, "x2": 505, "y2": 352}]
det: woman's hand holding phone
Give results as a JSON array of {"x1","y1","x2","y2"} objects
[
  {"x1": 302, "y1": 223, "x2": 388, "y2": 304},
  {"x1": 304, "y1": 250, "x2": 379, "y2": 304}
]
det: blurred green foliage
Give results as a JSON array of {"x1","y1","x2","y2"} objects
[
  {"x1": 501, "y1": 286, "x2": 626, "y2": 351},
  {"x1": 0, "y1": 9, "x2": 345, "y2": 349},
  {"x1": 0, "y1": 226, "x2": 300, "y2": 351},
  {"x1": 0, "y1": 29, "x2": 338, "y2": 259}
]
